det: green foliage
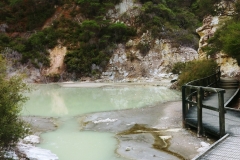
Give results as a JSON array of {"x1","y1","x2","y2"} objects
[
  {"x1": 191, "y1": 0, "x2": 220, "y2": 19},
  {"x1": 0, "y1": 33, "x2": 11, "y2": 51},
  {"x1": 0, "y1": 0, "x2": 227, "y2": 78},
  {"x1": 136, "y1": 42, "x2": 150, "y2": 57},
  {"x1": 0, "y1": 27, "x2": 59, "y2": 68},
  {"x1": 76, "y1": 0, "x2": 120, "y2": 18},
  {"x1": 234, "y1": 0, "x2": 240, "y2": 21},
  {"x1": 137, "y1": 0, "x2": 200, "y2": 48},
  {"x1": 107, "y1": 22, "x2": 136, "y2": 42},
  {"x1": 0, "y1": 56, "x2": 30, "y2": 157},
  {"x1": 203, "y1": 20, "x2": 240, "y2": 65},
  {"x1": 14, "y1": 28, "x2": 59, "y2": 67},
  {"x1": 51, "y1": 18, "x2": 136, "y2": 75},
  {"x1": 171, "y1": 62, "x2": 186, "y2": 74},
  {"x1": 177, "y1": 59, "x2": 218, "y2": 87},
  {"x1": 0, "y1": 0, "x2": 59, "y2": 32}
]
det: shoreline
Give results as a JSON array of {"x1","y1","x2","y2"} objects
[
  {"x1": 19, "y1": 82, "x2": 214, "y2": 160},
  {"x1": 78, "y1": 100, "x2": 215, "y2": 160}
]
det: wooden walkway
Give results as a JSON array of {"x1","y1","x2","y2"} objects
[
  {"x1": 185, "y1": 88, "x2": 240, "y2": 137},
  {"x1": 193, "y1": 134, "x2": 240, "y2": 160},
  {"x1": 183, "y1": 77, "x2": 240, "y2": 160}
]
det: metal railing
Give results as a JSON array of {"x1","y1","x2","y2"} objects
[{"x1": 182, "y1": 67, "x2": 226, "y2": 137}]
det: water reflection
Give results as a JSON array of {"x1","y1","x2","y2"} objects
[
  {"x1": 50, "y1": 91, "x2": 68, "y2": 115},
  {"x1": 22, "y1": 84, "x2": 180, "y2": 117}
]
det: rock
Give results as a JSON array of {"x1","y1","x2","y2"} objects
[
  {"x1": 197, "y1": 142, "x2": 210, "y2": 153},
  {"x1": 170, "y1": 79, "x2": 178, "y2": 83},
  {"x1": 196, "y1": 1, "x2": 240, "y2": 78},
  {"x1": 0, "y1": 23, "x2": 8, "y2": 32},
  {"x1": 23, "y1": 135, "x2": 40, "y2": 144},
  {"x1": 125, "y1": 147, "x2": 131, "y2": 151},
  {"x1": 17, "y1": 143, "x2": 59, "y2": 160},
  {"x1": 102, "y1": 38, "x2": 198, "y2": 82}
]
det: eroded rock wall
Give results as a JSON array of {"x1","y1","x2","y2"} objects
[
  {"x1": 102, "y1": 32, "x2": 198, "y2": 82},
  {"x1": 197, "y1": 0, "x2": 240, "y2": 77}
]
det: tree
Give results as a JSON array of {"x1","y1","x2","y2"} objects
[
  {"x1": 204, "y1": 21, "x2": 240, "y2": 65},
  {"x1": 0, "y1": 56, "x2": 30, "y2": 158},
  {"x1": 220, "y1": 22, "x2": 240, "y2": 64}
]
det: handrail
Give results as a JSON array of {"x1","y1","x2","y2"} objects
[{"x1": 182, "y1": 66, "x2": 226, "y2": 138}]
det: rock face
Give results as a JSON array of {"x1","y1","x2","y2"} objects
[
  {"x1": 42, "y1": 46, "x2": 67, "y2": 77},
  {"x1": 8, "y1": 0, "x2": 240, "y2": 82},
  {"x1": 196, "y1": 0, "x2": 240, "y2": 77},
  {"x1": 102, "y1": 32, "x2": 198, "y2": 81}
]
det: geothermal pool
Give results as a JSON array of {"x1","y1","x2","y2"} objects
[{"x1": 21, "y1": 83, "x2": 181, "y2": 160}]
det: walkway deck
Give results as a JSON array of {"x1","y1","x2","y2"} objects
[
  {"x1": 194, "y1": 134, "x2": 240, "y2": 160},
  {"x1": 185, "y1": 88, "x2": 240, "y2": 136},
  {"x1": 185, "y1": 78, "x2": 240, "y2": 160}
]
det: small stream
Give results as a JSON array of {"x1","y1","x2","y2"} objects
[{"x1": 21, "y1": 83, "x2": 181, "y2": 160}]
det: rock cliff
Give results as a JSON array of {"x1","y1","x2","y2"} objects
[
  {"x1": 101, "y1": 34, "x2": 197, "y2": 82},
  {"x1": 39, "y1": 0, "x2": 199, "y2": 82},
  {"x1": 4, "y1": 0, "x2": 240, "y2": 82},
  {"x1": 196, "y1": 0, "x2": 240, "y2": 77}
]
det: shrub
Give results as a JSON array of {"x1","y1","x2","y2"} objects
[
  {"x1": 0, "y1": 0, "x2": 58, "y2": 32},
  {"x1": 137, "y1": 0, "x2": 200, "y2": 48},
  {"x1": 171, "y1": 62, "x2": 186, "y2": 74},
  {"x1": 76, "y1": 0, "x2": 120, "y2": 18},
  {"x1": 203, "y1": 20, "x2": 240, "y2": 65},
  {"x1": 177, "y1": 59, "x2": 218, "y2": 87},
  {"x1": 0, "y1": 56, "x2": 30, "y2": 158},
  {"x1": 136, "y1": 42, "x2": 150, "y2": 57}
]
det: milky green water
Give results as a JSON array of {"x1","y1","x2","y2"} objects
[{"x1": 22, "y1": 84, "x2": 181, "y2": 160}]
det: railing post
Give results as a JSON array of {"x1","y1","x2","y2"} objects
[
  {"x1": 215, "y1": 73, "x2": 218, "y2": 87},
  {"x1": 218, "y1": 90, "x2": 225, "y2": 138},
  {"x1": 197, "y1": 87, "x2": 203, "y2": 137},
  {"x1": 217, "y1": 66, "x2": 221, "y2": 87},
  {"x1": 182, "y1": 85, "x2": 187, "y2": 128}
]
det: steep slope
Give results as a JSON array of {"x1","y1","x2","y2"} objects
[
  {"x1": 197, "y1": 0, "x2": 240, "y2": 77},
  {"x1": 1, "y1": 0, "x2": 238, "y2": 82}
]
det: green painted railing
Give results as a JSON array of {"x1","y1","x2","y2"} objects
[{"x1": 182, "y1": 67, "x2": 226, "y2": 137}]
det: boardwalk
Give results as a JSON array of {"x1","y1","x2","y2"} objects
[
  {"x1": 183, "y1": 76, "x2": 240, "y2": 160},
  {"x1": 194, "y1": 134, "x2": 240, "y2": 160},
  {"x1": 185, "y1": 88, "x2": 240, "y2": 136}
]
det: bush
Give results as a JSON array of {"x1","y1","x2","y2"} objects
[
  {"x1": 64, "y1": 19, "x2": 136, "y2": 75},
  {"x1": 76, "y1": 0, "x2": 120, "y2": 18},
  {"x1": 0, "y1": 0, "x2": 58, "y2": 32},
  {"x1": 203, "y1": 20, "x2": 240, "y2": 65},
  {"x1": 137, "y1": 0, "x2": 200, "y2": 48},
  {"x1": 177, "y1": 59, "x2": 218, "y2": 87},
  {"x1": 136, "y1": 42, "x2": 150, "y2": 57},
  {"x1": 191, "y1": 0, "x2": 220, "y2": 19},
  {"x1": 0, "y1": 56, "x2": 30, "y2": 158},
  {"x1": 171, "y1": 62, "x2": 186, "y2": 74}
]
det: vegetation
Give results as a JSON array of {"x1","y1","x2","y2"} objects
[
  {"x1": 63, "y1": 20, "x2": 136, "y2": 75},
  {"x1": 136, "y1": 0, "x2": 229, "y2": 49},
  {"x1": 173, "y1": 60, "x2": 218, "y2": 87},
  {"x1": 203, "y1": 0, "x2": 240, "y2": 65},
  {"x1": 0, "y1": 0, "x2": 60, "y2": 32},
  {"x1": 75, "y1": 0, "x2": 121, "y2": 18},
  {"x1": 0, "y1": 28, "x2": 59, "y2": 68},
  {"x1": 0, "y1": 0, "x2": 230, "y2": 78},
  {"x1": 0, "y1": 56, "x2": 30, "y2": 158}
]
